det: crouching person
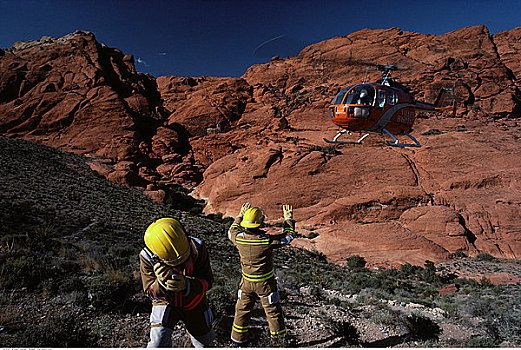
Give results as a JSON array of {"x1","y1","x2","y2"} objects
[{"x1": 139, "y1": 218, "x2": 215, "y2": 347}]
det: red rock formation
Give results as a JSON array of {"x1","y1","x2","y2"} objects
[
  {"x1": 0, "y1": 31, "x2": 201, "y2": 187},
  {"x1": 2, "y1": 26, "x2": 521, "y2": 266},
  {"x1": 189, "y1": 25, "x2": 521, "y2": 266},
  {"x1": 157, "y1": 75, "x2": 252, "y2": 137}
]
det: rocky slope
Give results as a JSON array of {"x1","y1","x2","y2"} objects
[
  {"x1": 1, "y1": 26, "x2": 520, "y2": 266},
  {"x1": 1, "y1": 136, "x2": 520, "y2": 348}
]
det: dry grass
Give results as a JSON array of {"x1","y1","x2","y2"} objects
[{"x1": 0, "y1": 238, "x2": 15, "y2": 254}]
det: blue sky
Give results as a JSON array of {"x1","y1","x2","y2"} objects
[{"x1": 1, "y1": 0, "x2": 520, "y2": 78}]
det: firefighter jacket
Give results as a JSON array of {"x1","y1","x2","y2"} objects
[
  {"x1": 139, "y1": 236, "x2": 213, "y2": 310},
  {"x1": 228, "y1": 216, "x2": 296, "y2": 282}
]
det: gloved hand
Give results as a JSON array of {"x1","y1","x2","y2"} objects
[
  {"x1": 154, "y1": 263, "x2": 187, "y2": 292},
  {"x1": 239, "y1": 202, "x2": 251, "y2": 216},
  {"x1": 163, "y1": 274, "x2": 187, "y2": 292},
  {"x1": 153, "y1": 262, "x2": 173, "y2": 282},
  {"x1": 282, "y1": 204, "x2": 293, "y2": 219}
]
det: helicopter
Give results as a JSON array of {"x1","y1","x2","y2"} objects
[{"x1": 324, "y1": 63, "x2": 455, "y2": 147}]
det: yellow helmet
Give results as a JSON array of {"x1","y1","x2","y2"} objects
[
  {"x1": 144, "y1": 218, "x2": 190, "y2": 266},
  {"x1": 240, "y1": 207, "x2": 265, "y2": 228}
]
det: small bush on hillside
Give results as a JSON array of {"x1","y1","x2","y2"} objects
[
  {"x1": 371, "y1": 305, "x2": 403, "y2": 327},
  {"x1": 451, "y1": 250, "x2": 467, "y2": 259},
  {"x1": 30, "y1": 224, "x2": 62, "y2": 251},
  {"x1": 468, "y1": 298, "x2": 492, "y2": 317},
  {"x1": 474, "y1": 253, "x2": 497, "y2": 262},
  {"x1": 312, "y1": 145, "x2": 338, "y2": 155},
  {"x1": 480, "y1": 276, "x2": 493, "y2": 287},
  {"x1": 398, "y1": 262, "x2": 424, "y2": 279},
  {"x1": 86, "y1": 268, "x2": 136, "y2": 311},
  {"x1": 422, "y1": 260, "x2": 438, "y2": 283},
  {"x1": 307, "y1": 231, "x2": 319, "y2": 239},
  {"x1": 330, "y1": 320, "x2": 360, "y2": 346},
  {"x1": 422, "y1": 129, "x2": 445, "y2": 136},
  {"x1": 404, "y1": 314, "x2": 441, "y2": 341},
  {"x1": 467, "y1": 336, "x2": 500, "y2": 347},
  {"x1": 12, "y1": 312, "x2": 98, "y2": 347},
  {"x1": 483, "y1": 311, "x2": 521, "y2": 344},
  {"x1": 345, "y1": 255, "x2": 366, "y2": 270},
  {"x1": 437, "y1": 297, "x2": 460, "y2": 319},
  {"x1": 0, "y1": 254, "x2": 51, "y2": 290}
]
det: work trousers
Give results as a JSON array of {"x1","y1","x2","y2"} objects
[
  {"x1": 147, "y1": 299, "x2": 215, "y2": 347},
  {"x1": 231, "y1": 277, "x2": 286, "y2": 343}
]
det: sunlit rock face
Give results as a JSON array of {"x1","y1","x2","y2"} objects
[
  {"x1": 0, "y1": 31, "x2": 202, "y2": 189},
  {"x1": 189, "y1": 25, "x2": 521, "y2": 266},
  {"x1": 2, "y1": 26, "x2": 520, "y2": 264}
]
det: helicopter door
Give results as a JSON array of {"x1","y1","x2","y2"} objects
[{"x1": 377, "y1": 89, "x2": 386, "y2": 108}]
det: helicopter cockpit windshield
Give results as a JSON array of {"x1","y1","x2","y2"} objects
[{"x1": 331, "y1": 85, "x2": 354, "y2": 105}]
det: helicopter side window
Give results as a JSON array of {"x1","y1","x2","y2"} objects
[
  {"x1": 378, "y1": 89, "x2": 386, "y2": 108},
  {"x1": 388, "y1": 90, "x2": 395, "y2": 105}
]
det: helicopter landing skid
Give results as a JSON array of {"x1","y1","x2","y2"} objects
[
  {"x1": 323, "y1": 130, "x2": 370, "y2": 144},
  {"x1": 382, "y1": 128, "x2": 421, "y2": 147}
]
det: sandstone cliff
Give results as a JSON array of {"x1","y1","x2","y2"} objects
[{"x1": 1, "y1": 26, "x2": 520, "y2": 266}]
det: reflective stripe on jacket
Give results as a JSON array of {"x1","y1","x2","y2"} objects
[
  {"x1": 228, "y1": 216, "x2": 296, "y2": 279},
  {"x1": 139, "y1": 236, "x2": 213, "y2": 310}
]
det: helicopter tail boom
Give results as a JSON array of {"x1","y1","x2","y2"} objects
[{"x1": 415, "y1": 100, "x2": 456, "y2": 117}]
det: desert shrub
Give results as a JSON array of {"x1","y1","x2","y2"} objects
[
  {"x1": 467, "y1": 336, "x2": 500, "y2": 347},
  {"x1": 468, "y1": 298, "x2": 493, "y2": 317},
  {"x1": 90, "y1": 315, "x2": 117, "y2": 342},
  {"x1": 328, "y1": 297, "x2": 356, "y2": 311},
  {"x1": 30, "y1": 224, "x2": 62, "y2": 251},
  {"x1": 483, "y1": 311, "x2": 521, "y2": 344},
  {"x1": 307, "y1": 231, "x2": 319, "y2": 239},
  {"x1": 371, "y1": 305, "x2": 403, "y2": 327},
  {"x1": 345, "y1": 272, "x2": 373, "y2": 292},
  {"x1": 345, "y1": 255, "x2": 366, "y2": 270},
  {"x1": 329, "y1": 320, "x2": 360, "y2": 346},
  {"x1": 437, "y1": 299, "x2": 460, "y2": 319},
  {"x1": 0, "y1": 254, "x2": 51, "y2": 290},
  {"x1": 61, "y1": 275, "x2": 87, "y2": 294},
  {"x1": 86, "y1": 268, "x2": 136, "y2": 310},
  {"x1": 422, "y1": 260, "x2": 438, "y2": 283},
  {"x1": 451, "y1": 250, "x2": 467, "y2": 259},
  {"x1": 309, "y1": 284, "x2": 323, "y2": 298},
  {"x1": 398, "y1": 262, "x2": 422, "y2": 277},
  {"x1": 311, "y1": 145, "x2": 338, "y2": 155},
  {"x1": 480, "y1": 276, "x2": 493, "y2": 287},
  {"x1": 404, "y1": 314, "x2": 441, "y2": 341},
  {"x1": 421, "y1": 286, "x2": 440, "y2": 299},
  {"x1": 12, "y1": 312, "x2": 98, "y2": 347},
  {"x1": 474, "y1": 252, "x2": 497, "y2": 262},
  {"x1": 372, "y1": 287, "x2": 393, "y2": 301}
]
